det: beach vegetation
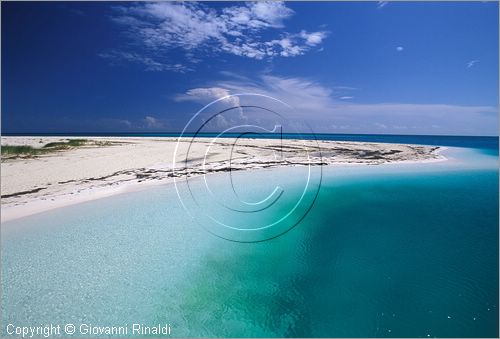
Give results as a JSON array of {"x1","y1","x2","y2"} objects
[
  {"x1": 1, "y1": 145, "x2": 47, "y2": 156},
  {"x1": 2, "y1": 139, "x2": 89, "y2": 159},
  {"x1": 43, "y1": 139, "x2": 88, "y2": 149}
]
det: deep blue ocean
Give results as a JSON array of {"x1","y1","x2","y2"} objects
[{"x1": 1, "y1": 135, "x2": 498, "y2": 337}]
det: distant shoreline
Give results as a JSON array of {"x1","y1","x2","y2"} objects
[
  {"x1": 1, "y1": 133, "x2": 497, "y2": 149},
  {"x1": 2, "y1": 136, "x2": 447, "y2": 222}
]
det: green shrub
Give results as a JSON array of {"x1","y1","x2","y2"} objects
[
  {"x1": 2, "y1": 139, "x2": 88, "y2": 158},
  {"x1": 1, "y1": 145, "x2": 46, "y2": 156},
  {"x1": 43, "y1": 139, "x2": 87, "y2": 149}
]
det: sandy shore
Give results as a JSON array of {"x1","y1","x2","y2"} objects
[{"x1": 1, "y1": 136, "x2": 445, "y2": 222}]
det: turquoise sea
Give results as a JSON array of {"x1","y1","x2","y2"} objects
[{"x1": 1, "y1": 136, "x2": 499, "y2": 337}]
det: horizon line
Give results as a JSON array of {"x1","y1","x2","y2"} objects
[{"x1": 1, "y1": 132, "x2": 498, "y2": 138}]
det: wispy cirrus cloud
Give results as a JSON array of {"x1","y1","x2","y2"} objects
[
  {"x1": 466, "y1": 59, "x2": 480, "y2": 68},
  {"x1": 176, "y1": 73, "x2": 498, "y2": 135},
  {"x1": 175, "y1": 87, "x2": 240, "y2": 107},
  {"x1": 377, "y1": 1, "x2": 389, "y2": 9},
  {"x1": 99, "y1": 51, "x2": 192, "y2": 73},
  {"x1": 104, "y1": 2, "x2": 328, "y2": 71}
]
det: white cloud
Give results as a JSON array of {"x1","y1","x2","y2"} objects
[
  {"x1": 238, "y1": 2, "x2": 294, "y2": 28},
  {"x1": 175, "y1": 86, "x2": 249, "y2": 129},
  {"x1": 99, "y1": 51, "x2": 191, "y2": 72},
  {"x1": 175, "y1": 87, "x2": 240, "y2": 108},
  {"x1": 396, "y1": 46, "x2": 404, "y2": 52},
  {"x1": 105, "y1": 2, "x2": 328, "y2": 70},
  {"x1": 466, "y1": 59, "x2": 480, "y2": 68},
  {"x1": 339, "y1": 96, "x2": 354, "y2": 100},
  {"x1": 144, "y1": 116, "x2": 164, "y2": 129},
  {"x1": 377, "y1": 1, "x2": 389, "y2": 9},
  {"x1": 176, "y1": 73, "x2": 498, "y2": 135},
  {"x1": 119, "y1": 119, "x2": 132, "y2": 127},
  {"x1": 299, "y1": 30, "x2": 328, "y2": 46}
]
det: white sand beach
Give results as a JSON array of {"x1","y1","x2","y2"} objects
[{"x1": 0, "y1": 136, "x2": 445, "y2": 222}]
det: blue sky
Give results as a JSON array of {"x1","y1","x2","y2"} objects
[{"x1": 2, "y1": 1, "x2": 498, "y2": 135}]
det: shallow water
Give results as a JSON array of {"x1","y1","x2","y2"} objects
[{"x1": 1, "y1": 147, "x2": 498, "y2": 337}]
